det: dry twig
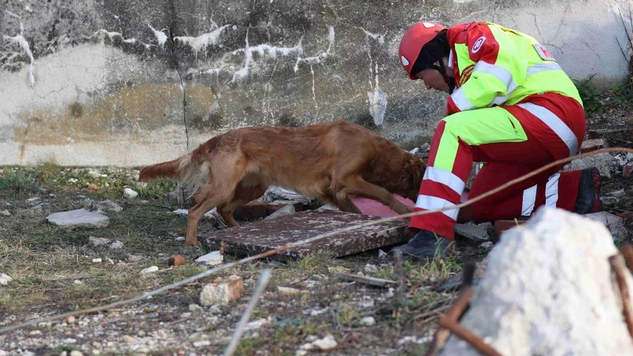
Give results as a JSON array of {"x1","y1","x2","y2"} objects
[
  {"x1": 609, "y1": 253, "x2": 633, "y2": 339},
  {"x1": 224, "y1": 269, "x2": 272, "y2": 356}
]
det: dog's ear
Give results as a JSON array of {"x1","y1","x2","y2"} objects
[{"x1": 403, "y1": 154, "x2": 425, "y2": 190}]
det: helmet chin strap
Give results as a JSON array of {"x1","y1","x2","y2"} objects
[{"x1": 431, "y1": 59, "x2": 456, "y2": 94}]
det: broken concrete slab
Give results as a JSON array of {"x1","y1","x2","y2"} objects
[
  {"x1": 259, "y1": 186, "x2": 314, "y2": 206},
  {"x1": 264, "y1": 204, "x2": 296, "y2": 220},
  {"x1": 579, "y1": 138, "x2": 607, "y2": 153},
  {"x1": 195, "y1": 251, "x2": 224, "y2": 267},
  {"x1": 202, "y1": 210, "x2": 408, "y2": 260},
  {"x1": 454, "y1": 222, "x2": 491, "y2": 241},
  {"x1": 47, "y1": 208, "x2": 109, "y2": 228}
]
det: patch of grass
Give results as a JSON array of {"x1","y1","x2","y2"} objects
[
  {"x1": 291, "y1": 251, "x2": 335, "y2": 274},
  {"x1": 51, "y1": 344, "x2": 81, "y2": 353},
  {"x1": 160, "y1": 264, "x2": 207, "y2": 284},
  {"x1": 613, "y1": 81, "x2": 633, "y2": 105},
  {"x1": 334, "y1": 303, "x2": 361, "y2": 327},
  {"x1": 268, "y1": 252, "x2": 335, "y2": 289},
  {"x1": 373, "y1": 256, "x2": 461, "y2": 283},
  {"x1": 234, "y1": 337, "x2": 266, "y2": 356},
  {"x1": 403, "y1": 344, "x2": 428, "y2": 355},
  {"x1": 36, "y1": 160, "x2": 61, "y2": 182},
  {"x1": 574, "y1": 74, "x2": 603, "y2": 113},
  {"x1": 0, "y1": 166, "x2": 39, "y2": 195},
  {"x1": 137, "y1": 179, "x2": 178, "y2": 200}
]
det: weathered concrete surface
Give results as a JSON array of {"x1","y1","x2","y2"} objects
[
  {"x1": 202, "y1": 210, "x2": 408, "y2": 260},
  {"x1": 441, "y1": 207, "x2": 633, "y2": 356},
  {"x1": 1, "y1": 0, "x2": 631, "y2": 166}
]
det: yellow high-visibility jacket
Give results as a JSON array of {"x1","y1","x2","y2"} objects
[{"x1": 446, "y1": 22, "x2": 582, "y2": 114}]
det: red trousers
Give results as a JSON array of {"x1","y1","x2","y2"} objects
[{"x1": 409, "y1": 93, "x2": 586, "y2": 239}]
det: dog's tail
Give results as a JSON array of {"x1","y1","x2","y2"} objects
[
  {"x1": 138, "y1": 136, "x2": 222, "y2": 193},
  {"x1": 138, "y1": 156, "x2": 186, "y2": 182}
]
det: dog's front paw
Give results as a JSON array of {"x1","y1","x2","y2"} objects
[{"x1": 184, "y1": 239, "x2": 200, "y2": 246}]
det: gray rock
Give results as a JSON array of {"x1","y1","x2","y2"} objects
[
  {"x1": 172, "y1": 208, "x2": 226, "y2": 228},
  {"x1": 260, "y1": 186, "x2": 313, "y2": 205},
  {"x1": 109, "y1": 240, "x2": 124, "y2": 249},
  {"x1": 123, "y1": 188, "x2": 139, "y2": 199},
  {"x1": 441, "y1": 207, "x2": 633, "y2": 355},
  {"x1": 567, "y1": 152, "x2": 613, "y2": 179},
  {"x1": 19, "y1": 204, "x2": 46, "y2": 217},
  {"x1": 47, "y1": 208, "x2": 110, "y2": 228},
  {"x1": 140, "y1": 266, "x2": 159, "y2": 274},
  {"x1": 0, "y1": 273, "x2": 13, "y2": 285},
  {"x1": 89, "y1": 236, "x2": 112, "y2": 246},
  {"x1": 95, "y1": 200, "x2": 123, "y2": 213},
  {"x1": 195, "y1": 251, "x2": 223, "y2": 266}
]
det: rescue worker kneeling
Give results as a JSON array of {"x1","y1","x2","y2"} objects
[{"x1": 392, "y1": 21, "x2": 601, "y2": 258}]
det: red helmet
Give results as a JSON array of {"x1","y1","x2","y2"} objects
[{"x1": 399, "y1": 22, "x2": 446, "y2": 80}]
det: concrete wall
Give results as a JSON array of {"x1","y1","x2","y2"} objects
[{"x1": 0, "y1": 0, "x2": 630, "y2": 166}]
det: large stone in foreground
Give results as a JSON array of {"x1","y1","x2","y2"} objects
[
  {"x1": 46, "y1": 208, "x2": 110, "y2": 228},
  {"x1": 202, "y1": 210, "x2": 408, "y2": 260},
  {"x1": 441, "y1": 207, "x2": 633, "y2": 356}
]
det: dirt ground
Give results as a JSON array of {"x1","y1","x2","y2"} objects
[{"x1": 1, "y1": 87, "x2": 632, "y2": 355}]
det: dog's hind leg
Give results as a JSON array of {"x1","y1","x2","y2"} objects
[
  {"x1": 184, "y1": 153, "x2": 247, "y2": 246},
  {"x1": 185, "y1": 183, "x2": 235, "y2": 245},
  {"x1": 218, "y1": 183, "x2": 267, "y2": 227},
  {"x1": 333, "y1": 192, "x2": 363, "y2": 214}
]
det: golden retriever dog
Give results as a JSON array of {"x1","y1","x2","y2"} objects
[{"x1": 139, "y1": 120, "x2": 426, "y2": 245}]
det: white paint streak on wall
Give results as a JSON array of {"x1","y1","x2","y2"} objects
[
  {"x1": 293, "y1": 26, "x2": 335, "y2": 72},
  {"x1": 230, "y1": 33, "x2": 303, "y2": 83},
  {"x1": 174, "y1": 25, "x2": 230, "y2": 57},
  {"x1": 148, "y1": 24, "x2": 168, "y2": 47},
  {"x1": 361, "y1": 29, "x2": 387, "y2": 127},
  {"x1": 3, "y1": 11, "x2": 35, "y2": 87},
  {"x1": 368, "y1": 64, "x2": 387, "y2": 127},
  {"x1": 361, "y1": 28, "x2": 385, "y2": 45}
]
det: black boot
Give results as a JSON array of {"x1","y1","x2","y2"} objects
[
  {"x1": 390, "y1": 230, "x2": 453, "y2": 258},
  {"x1": 575, "y1": 167, "x2": 601, "y2": 214}
]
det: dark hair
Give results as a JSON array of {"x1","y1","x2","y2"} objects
[{"x1": 411, "y1": 30, "x2": 450, "y2": 77}]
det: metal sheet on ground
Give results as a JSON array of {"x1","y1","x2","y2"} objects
[{"x1": 202, "y1": 210, "x2": 408, "y2": 260}]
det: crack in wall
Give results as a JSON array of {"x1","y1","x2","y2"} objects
[{"x1": 167, "y1": 0, "x2": 189, "y2": 151}]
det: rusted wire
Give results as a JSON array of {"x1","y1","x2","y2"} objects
[
  {"x1": 621, "y1": 244, "x2": 633, "y2": 273},
  {"x1": 424, "y1": 287, "x2": 475, "y2": 356},
  {"x1": 1, "y1": 147, "x2": 631, "y2": 334},
  {"x1": 425, "y1": 265, "x2": 503, "y2": 356},
  {"x1": 438, "y1": 316, "x2": 504, "y2": 356},
  {"x1": 609, "y1": 253, "x2": 633, "y2": 339}
]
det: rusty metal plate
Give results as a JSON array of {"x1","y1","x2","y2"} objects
[{"x1": 202, "y1": 210, "x2": 409, "y2": 260}]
